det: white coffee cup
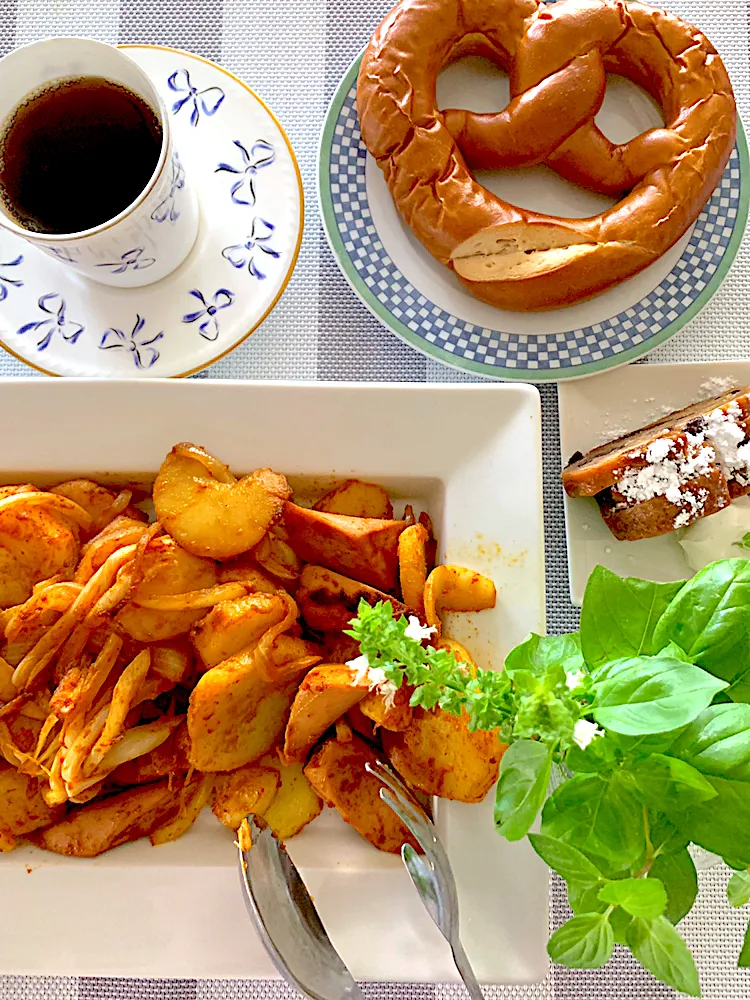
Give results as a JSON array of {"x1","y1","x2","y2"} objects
[{"x1": 0, "y1": 37, "x2": 199, "y2": 288}]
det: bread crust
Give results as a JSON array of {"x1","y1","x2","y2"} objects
[{"x1": 357, "y1": 0, "x2": 736, "y2": 310}]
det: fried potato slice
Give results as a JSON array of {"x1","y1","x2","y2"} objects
[
  {"x1": 150, "y1": 774, "x2": 214, "y2": 846},
  {"x1": 260, "y1": 753, "x2": 322, "y2": 840},
  {"x1": 359, "y1": 683, "x2": 413, "y2": 732},
  {"x1": 297, "y1": 565, "x2": 415, "y2": 632},
  {"x1": 0, "y1": 506, "x2": 79, "y2": 609},
  {"x1": 304, "y1": 735, "x2": 418, "y2": 853},
  {"x1": 190, "y1": 593, "x2": 290, "y2": 670},
  {"x1": 0, "y1": 764, "x2": 64, "y2": 835},
  {"x1": 423, "y1": 565, "x2": 496, "y2": 634},
  {"x1": 188, "y1": 648, "x2": 301, "y2": 772},
  {"x1": 313, "y1": 480, "x2": 393, "y2": 519},
  {"x1": 283, "y1": 663, "x2": 370, "y2": 763},
  {"x1": 398, "y1": 524, "x2": 429, "y2": 615},
  {"x1": 382, "y1": 707, "x2": 505, "y2": 803},
  {"x1": 27, "y1": 781, "x2": 178, "y2": 857},
  {"x1": 154, "y1": 444, "x2": 291, "y2": 560},
  {"x1": 116, "y1": 536, "x2": 218, "y2": 642},
  {"x1": 283, "y1": 503, "x2": 408, "y2": 593},
  {"x1": 212, "y1": 764, "x2": 280, "y2": 830}
]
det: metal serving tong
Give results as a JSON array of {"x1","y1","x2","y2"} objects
[{"x1": 237, "y1": 758, "x2": 484, "y2": 1000}]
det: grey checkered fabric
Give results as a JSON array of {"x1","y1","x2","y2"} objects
[{"x1": 0, "y1": 0, "x2": 749, "y2": 996}]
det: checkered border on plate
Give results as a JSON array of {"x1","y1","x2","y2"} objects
[{"x1": 328, "y1": 84, "x2": 743, "y2": 373}]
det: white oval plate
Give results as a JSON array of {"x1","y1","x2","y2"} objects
[
  {"x1": 319, "y1": 55, "x2": 748, "y2": 381},
  {"x1": 0, "y1": 46, "x2": 303, "y2": 377}
]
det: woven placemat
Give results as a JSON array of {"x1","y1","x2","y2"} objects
[{"x1": 0, "y1": 0, "x2": 749, "y2": 995}]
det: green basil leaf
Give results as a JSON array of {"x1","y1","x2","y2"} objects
[
  {"x1": 610, "y1": 906, "x2": 634, "y2": 946},
  {"x1": 626, "y1": 916, "x2": 700, "y2": 995},
  {"x1": 591, "y1": 655, "x2": 727, "y2": 735},
  {"x1": 598, "y1": 877, "x2": 667, "y2": 918},
  {"x1": 528, "y1": 834, "x2": 605, "y2": 888},
  {"x1": 740, "y1": 919, "x2": 750, "y2": 967},
  {"x1": 568, "y1": 881, "x2": 608, "y2": 915},
  {"x1": 649, "y1": 814, "x2": 690, "y2": 857},
  {"x1": 728, "y1": 871, "x2": 750, "y2": 908},
  {"x1": 494, "y1": 740, "x2": 552, "y2": 841},
  {"x1": 547, "y1": 913, "x2": 614, "y2": 969},
  {"x1": 565, "y1": 732, "x2": 619, "y2": 774},
  {"x1": 649, "y1": 848, "x2": 698, "y2": 925},
  {"x1": 609, "y1": 729, "x2": 687, "y2": 758},
  {"x1": 628, "y1": 754, "x2": 718, "y2": 810},
  {"x1": 674, "y1": 775, "x2": 750, "y2": 864},
  {"x1": 672, "y1": 704, "x2": 750, "y2": 776},
  {"x1": 581, "y1": 566, "x2": 685, "y2": 669},
  {"x1": 541, "y1": 772, "x2": 645, "y2": 868},
  {"x1": 504, "y1": 632, "x2": 584, "y2": 678},
  {"x1": 653, "y1": 559, "x2": 750, "y2": 681},
  {"x1": 656, "y1": 640, "x2": 695, "y2": 663}
]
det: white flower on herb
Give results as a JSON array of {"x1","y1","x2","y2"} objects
[
  {"x1": 572, "y1": 718, "x2": 604, "y2": 750},
  {"x1": 404, "y1": 616, "x2": 437, "y2": 643},
  {"x1": 565, "y1": 670, "x2": 586, "y2": 691},
  {"x1": 346, "y1": 655, "x2": 398, "y2": 709}
]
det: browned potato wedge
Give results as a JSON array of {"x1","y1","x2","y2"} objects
[
  {"x1": 321, "y1": 631, "x2": 361, "y2": 664},
  {"x1": 313, "y1": 480, "x2": 393, "y2": 519},
  {"x1": 297, "y1": 565, "x2": 414, "y2": 632},
  {"x1": 382, "y1": 707, "x2": 505, "y2": 803},
  {"x1": 0, "y1": 505, "x2": 79, "y2": 608},
  {"x1": 283, "y1": 663, "x2": 370, "y2": 763},
  {"x1": 188, "y1": 648, "x2": 301, "y2": 772},
  {"x1": 424, "y1": 565, "x2": 496, "y2": 633},
  {"x1": 283, "y1": 503, "x2": 408, "y2": 592},
  {"x1": 116, "y1": 536, "x2": 218, "y2": 642},
  {"x1": 212, "y1": 764, "x2": 280, "y2": 829},
  {"x1": 398, "y1": 524, "x2": 429, "y2": 615},
  {"x1": 0, "y1": 765, "x2": 64, "y2": 835},
  {"x1": 150, "y1": 774, "x2": 214, "y2": 846},
  {"x1": 305, "y1": 736, "x2": 418, "y2": 853},
  {"x1": 190, "y1": 593, "x2": 291, "y2": 670},
  {"x1": 27, "y1": 781, "x2": 178, "y2": 857},
  {"x1": 153, "y1": 444, "x2": 291, "y2": 560},
  {"x1": 346, "y1": 703, "x2": 377, "y2": 741},
  {"x1": 360, "y1": 683, "x2": 413, "y2": 732},
  {"x1": 110, "y1": 720, "x2": 192, "y2": 785},
  {"x1": 260, "y1": 753, "x2": 322, "y2": 839}
]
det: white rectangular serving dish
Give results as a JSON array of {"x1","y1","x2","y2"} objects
[
  {"x1": 559, "y1": 361, "x2": 750, "y2": 605},
  {"x1": 0, "y1": 379, "x2": 547, "y2": 984}
]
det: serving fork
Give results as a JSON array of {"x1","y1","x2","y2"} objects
[{"x1": 237, "y1": 758, "x2": 484, "y2": 1000}]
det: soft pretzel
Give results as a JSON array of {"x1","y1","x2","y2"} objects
[{"x1": 357, "y1": 0, "x2": 736, "y2": 311}]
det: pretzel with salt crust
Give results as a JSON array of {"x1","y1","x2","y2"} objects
[{"x1": 357, "y1": 0, "x2": 736, "y2": 311}]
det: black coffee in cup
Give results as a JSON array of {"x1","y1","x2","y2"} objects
[{"x1": 0, "y1": 76, "x2": 163, "y2": 235}]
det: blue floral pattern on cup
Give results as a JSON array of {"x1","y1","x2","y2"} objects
[
  {"x1": 152, "y1": 152, "x2": 185, "y2": 224},
  {"x1": 0, "y1": 255, "x2": 23, "y2": 300},
  {"x1": 47, "y1": 247, "x2": 79, "y2": 264},
  {"x1": 96, "y1": 247, "x2": 156, "y2": 274},
  {"x1": 222, "y1": 218, "x2": 280, "y2": 279},
  {"x1": 17, "y1": 293, "x2": 84, "y2": 351},
  {"x1": 182, "y1": 288, "x2": 235, "y2": 341},
  {"x1": 99, "y1": 315, "x2": 164, "y2": 369},
  {"x1": 216, "y1": 140, "x2": 275, "y2": 206},
  {"x1": 168, "y1": 69, "x2": 225, "y2": 127}
]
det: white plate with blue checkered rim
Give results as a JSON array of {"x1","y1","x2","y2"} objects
[{"x1": 319, "y1": 56, "x2": 749, "y2": 382}]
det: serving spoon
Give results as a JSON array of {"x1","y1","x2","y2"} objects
[{"x1": 237, "y1": 762, "x2": 484, "y2": 1000}]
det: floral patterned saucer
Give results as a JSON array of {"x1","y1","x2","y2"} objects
[{"x1": 0, "y1": 46, "x2": 303, "y2": 376}]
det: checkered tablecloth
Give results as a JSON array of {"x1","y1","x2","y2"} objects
[{"x1": 1, "y1": 0, "x2": 750, "y2": 997}]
